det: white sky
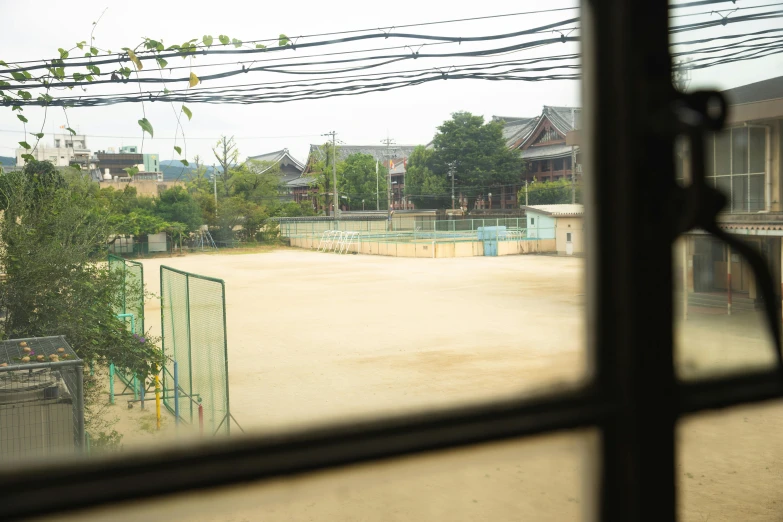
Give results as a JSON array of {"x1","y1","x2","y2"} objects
[{"x1": 0, "y1": 0, "x2": 780, "y2": 165}]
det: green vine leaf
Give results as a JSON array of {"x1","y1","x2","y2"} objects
[
  {"x1": 18, "y1": 141, "x2": 31, "y2": 150},
  {"x1": 138, "y1": 117, "x2": 154, "y2": 138},
  {"x1": 256, "y1": 44, "x2": 267, "y2": 50},
  {"x1": 232, "y1": 38, "x2": 242, "y2": 48},
  {"x1": 174, "y1": 146, "x2": 182, "y2": 155},
  {"x1": 0, "y1": 60, "x2": 7, "y2": 67},
  {"x1": 17, "y1": 91, "x2": 32, "y2": 100},
  {"x1": 33, "y1": 132, "x2": 44, "y2": 139},
  {"x1": 123, "y1": 166, "x2": 139, "y2": 177},
  {"x1": 188, "y1": 72, "x2": 199, "y2": 88},
  {"x1": 181, "y1": 105, "x2": 192, "y2": 120},
  {"x1": 90, "y1": 47, "x2": 99, "y2": 56},
  {"x1": 219, "y1": 35, "x2": 230, "y2": 45},
  {"x1": 76, "y1": 41, "x2": 86, "y2": 50},
  {"x1": 20, "y1": 154, "x2": 34, "y2": 163},
  {"x1": 11, "y1": 71, "x2": 25, "y2": 82},
  {"x1": 66, "y1": 127, "x2": 77, "y2": 136},
  {"x1": 73, "y1": 72, "x2": 85, "y2": 81},
  {"x1": 156, "y1": 57, "x2": 168, "y2": 69},
  {"x1": 17, "y1": 114, "x2": 28, "y2": 123},
  {"x1": 180, "y1": 159, "x2": 189, "y2": 167},
  {"x1": 279, "y1": 34, "x2": 290, "y2": 46},
  {"x1": 58, "y1": 48, "x2": 69, "y2": 59},
  {"x1": 203, "y1": 35, "x2": 213, "y2": 47},
  {"x1": 87, "y1": 65, "x2": 100, "y2": 75},
  {"x1": 163, "y1": 87, "x2": 171, "y2": 94}
]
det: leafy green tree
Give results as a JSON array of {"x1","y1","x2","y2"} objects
[
  {"x1": 337, "y1": 153, "x2": 388, "y2": 210},
  {"x1": 0, "y1": 161, "x2": 163, "y2": 445},
  {"x1": 155, "y1": 186, "x2": 203, "y2": 233},
  {"x1": 430, "y1": 112, "x2": 524, "y2": 210},
  {"x1": 404, "y1": 146, "x2": 450, "y2": 209},
  {"x1": 518, "y1": 178, "x2": 582, "y2": 206},
  {"x1": 309, "y1": 142, "x2": 339, "y2": 215}
]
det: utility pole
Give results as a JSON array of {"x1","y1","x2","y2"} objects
[
  {"x1": 381, "y1": 136, "x2": 395, "y2": 228},
  {"x1": 375, "y1": 160, "x2": 380, "y2": 211},
  {"x1": 211, "y1": 164, "x2": 218, "y2": 218},
  {"x1": 525, "y1": 180, "x2": 529, "y2": 207},
  {"x1": 322, "y1": 131, "x2": 338, "y2": 218},
  {"x1": 571, "y1": 146, "x2": 577, "y2": 204},
  {"x1": 448, "y1": 162, "x2": 456, "y2": 209}
]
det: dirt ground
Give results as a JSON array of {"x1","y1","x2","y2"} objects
[{"x1": 57, "y1": 249, "x2": 783, "y2": 521}]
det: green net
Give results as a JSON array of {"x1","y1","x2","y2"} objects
[
  {"x1": 108, "y1": 254, "x2": 145, "y2": 334},
  {"x1": 160, "y1": 266, "x2": 230, "y2": 435}
]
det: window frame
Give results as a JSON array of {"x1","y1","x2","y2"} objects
[
  {"x1": 3, "y1": 1, "x2": 783, "y2": 521},
  {"x1": 707, "y1": 125, "x2": 768, "y2": 213}
]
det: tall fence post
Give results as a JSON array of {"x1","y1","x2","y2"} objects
[
  {"x1": 109, "y1": 363, "x2": 115, "y2": 405},
  {"x1": 174, "y1": 360, "x2": 180, "y2": 425},
  {"x1": 155, "y1": 370, "x2": 161, "y2": 430}
]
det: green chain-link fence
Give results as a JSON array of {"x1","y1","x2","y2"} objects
[
  {"x1": 107, "y1": 254, "x2": 146, "y2": 401},
  {"x1": 108, "y1": 254, "x2": 145, "y2": 335},
  {"x1": 160, "y1": 266, "x2": 231, "y2": 435}
]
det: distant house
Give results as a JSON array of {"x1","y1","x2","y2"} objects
[
  {"x1": 305, "y1": 144, "x2": 417, "y2": 211},
  {"x1": 494, "y1": 106, "x2": 582, "y2": 209},
  {"x1": 246, "y1": 148, "x2": 308, "y2": 203},
  {"x1": 524, "y1": 204, "x2": 584, "y2": 256}
]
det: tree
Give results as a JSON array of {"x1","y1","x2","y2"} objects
[
  {"x1": 518, "y1": 178, "x2": 582, "y2": 206},
  {"x1": 404, "y1": 146, "x2": 450, "y2": 209},
  {"x1": 155, "y1": 186, "x2": 203, "y2": 233},
  {"x1": 338, "y1": 153, "x2": 388, "y2": 211},
  {"x1": 0, "y1": 161, "x2": 163, "y2": 445},
  {"x1": 309, "y1": 142, "x2": 338, "y2": 216},
  {"x1": 430, "y1": 112, "x2": 524, "y2": 210},
  {"x1": 212, "y1": 135, "x2": 240, "y2": 197}
]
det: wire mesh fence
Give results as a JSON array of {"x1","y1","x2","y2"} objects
[
  {"x1": 160, "y1": 266, "x2": 231, "y2": 435},
  {"x1": 0, "y1": 336, "x2": 84, "y2": 462},
  {"x1": 108, "y1": 254, "x2": 145, "y2": 335}
]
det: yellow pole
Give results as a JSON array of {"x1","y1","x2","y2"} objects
[{"x1": 155, "y1": 370, "x2": 162, "y2": 430}]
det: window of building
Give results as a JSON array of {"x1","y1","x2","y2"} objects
[
  {"x1": 554, "y1": 158, "x2": 564, "y2": 171},
  {"x1": 567, "y1": 232, "x2": 572, "y2": 242},
  {"x1": 707, "y1": 127, "x2": 766, "y2": 212},
  {"x1": 531, "y1": 217, "x2": 535, "y2": 225},
  {"x1": 542, "y1": 160, "x2": 551, "y2": 171}
]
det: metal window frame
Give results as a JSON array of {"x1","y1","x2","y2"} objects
[{"x1": 2, "y1": 1, "x2": 783, "y2": 521}]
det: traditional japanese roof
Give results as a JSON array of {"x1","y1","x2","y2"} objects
[
  {"x1": 496, "y1": 106, "x2": 582, "y2": 153},
  {"x1": 286, "y1": 176, "x2": 318, "y2": 188},
  {"x1": 492, "y1": 115, "x2": 539, "y2": 149},
  {"x1": 247, "y1": 148, "x2": 306, "y2": 170},
  {"x1": 525, "y1": 204, "x2": 584, "y2": 217},
  {"x1": 722, "y1": 75, "x2": 783, "y2": 105},
  {"x1": 307, "y1": 144, "x2": 417, "y2": 165},
  {"x1": 520, "y1": 143, "x2": 574, "y2": 160}
]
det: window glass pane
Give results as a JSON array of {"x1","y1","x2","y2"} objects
[
  {"x1": 732, "y1": 128, "x2": 749, "y2": 175},
  {"x1": 714, "y1": 131, "x2": 731, "y2": 176},
  {"x1": 715, "y1": 176, "x2": 731, "y2": 206},
  {"x1": 749, "y1": 174, "x2": 765, "y2": 212},
  {"x1": 749, "y1": 127, "x2": 766, "y2": 174},
  {"x1": 731, "y1": 175, "x2": 747, "y2": 213},
  {"x1": 678, "y1": 402, "x2": 783, "y2": 521},
  {"x1": 674, "y1": 234, "x2": 777, "y2": 380},
  {"x1": 39, "y1": 431, "x2": 598, "y2": 522}
]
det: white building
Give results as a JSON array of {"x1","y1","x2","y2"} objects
[{"x1": 15, "y1": 133, "x2": 91, "y2": 168}]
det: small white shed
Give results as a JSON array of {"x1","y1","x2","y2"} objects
[{"x1": 524, "y1": 204, "x2": 585, "y2": 255}]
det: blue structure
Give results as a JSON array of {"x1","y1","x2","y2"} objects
[
  {"x1": 478, "y1": 226, "x2": 507, "y2": 256},
  {"x1": 525, "y1": 209, "x2": 557, "y2": 239}
]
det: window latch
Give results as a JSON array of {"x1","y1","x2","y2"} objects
[{"x1": 673, "y1": 90, "x2": 782, "y2": 363}]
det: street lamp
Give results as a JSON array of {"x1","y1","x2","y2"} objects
[
  {"x1": 391, "y1": 181, "x2": 398, "y2": 210},
  {"x1": 488, "y1": 192, "x2": 492, "y2": 210},
  {"x1": 341, "y1": 194, "x2": 350, "y2": 211},
  {"x1": 362, "y1": 199, "x2": 365, "y2": 211}
]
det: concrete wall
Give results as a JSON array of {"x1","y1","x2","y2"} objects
[
  {"x1": 101, "y1": 180, "x2": 185, "y2": 197},
  {"x1": 555, "y1": 217, "x2": 584, "y2": 255},
  {"x1": 289, "y1": 236, "x2": 559, "y2": 258},
  {"x1": 526, "y1": 211, "x2": 557, "y2": 239}
]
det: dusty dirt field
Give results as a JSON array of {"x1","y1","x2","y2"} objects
[{"x1": 59, "y1": 249, "x2": 783, "y2": 521}]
